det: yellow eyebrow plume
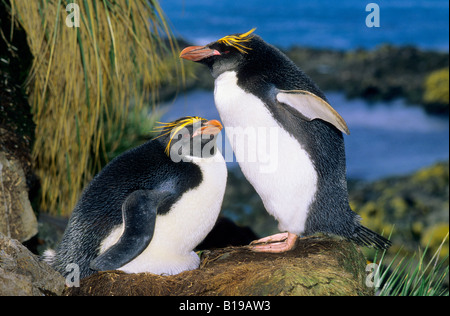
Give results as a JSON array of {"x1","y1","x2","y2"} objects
[
  {"x1": 152, "y1": 116, "x2": 205, "y2": 156},
  {"x1": 217, "y1": 28, "x2": 257, "y2": 54}
]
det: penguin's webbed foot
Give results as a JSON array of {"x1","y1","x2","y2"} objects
[{"x1": 250, "y1": 232, "x2": 298, "y2": 253}]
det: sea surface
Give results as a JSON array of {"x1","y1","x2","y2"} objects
[
  {"x1": 160, "y1": 91, "x2": 449, "y2": 181},
  {"x1": 160, "y1": 0, "x2": 449, "y2": 51}
]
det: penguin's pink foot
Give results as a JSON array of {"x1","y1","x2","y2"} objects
[{"x1": 250, "y1": 232, "x2": 298, "y2": 253}]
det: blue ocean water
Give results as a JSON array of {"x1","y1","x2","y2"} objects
[
  {"x1": 160, "y1": 91, "x2": 449, "y2": 180},
  {"x1": 160, "y1": 0, "x2": 449, "y2": 51}
]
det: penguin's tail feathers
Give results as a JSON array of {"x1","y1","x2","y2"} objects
[{"x1": 351, "y1": 225, "x2": 392, "y2": 250}]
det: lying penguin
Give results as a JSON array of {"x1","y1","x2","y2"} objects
[
  {"x1": 44, "y1": 117, "x2": 227, "y2": 279},
  {"x1": 180, "y1": 29, "x2": 391, "y2": 253}
]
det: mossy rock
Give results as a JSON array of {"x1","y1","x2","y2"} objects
[{"x1": 64, "y1": 236, "x2": 373, "y2": 296}]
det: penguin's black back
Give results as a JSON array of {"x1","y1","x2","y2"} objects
[
  {"x1": 237, "y1": 35, "x2": 328, "y2": 102},
  {"x1": 51, "y1": 139, "x2": 202, "y2": 278}
]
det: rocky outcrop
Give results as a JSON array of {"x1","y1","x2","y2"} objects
[
  {"x1": 0, "y1": 232, "x2": 65, "y2": 296},
  {"x1": 1, "y1": 1, "x2": 37, "y2": 243},
  {"x1": 0, "y1": 149, "x2": 37, "y2": 242}
]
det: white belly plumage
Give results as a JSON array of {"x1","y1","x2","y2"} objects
[
  {"x1": 99, "y1": 152, "x2": 227, "y2": 275},
  {"x1": 214, "y1": 71, "x2": 318, "y2": 235}
]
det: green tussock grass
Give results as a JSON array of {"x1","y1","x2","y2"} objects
[
  {"x1": 7, "y1": 0, "x2": 181, "y2": 215},
  {"x1": 373, "y1": 233, "x2": 449, "y2": 296}
]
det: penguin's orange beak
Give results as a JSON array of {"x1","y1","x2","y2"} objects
[
  {"x1": 192, "y1": 120, "x2": 223, "y2": 138},
  {"x1": 180, "y1": 46, "x2": 221, "y2": 62}
]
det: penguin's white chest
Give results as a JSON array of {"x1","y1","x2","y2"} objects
[
  {"x1": 100, "y1": 152, "x2": 227, "y2": 275},
  {"x1": 214, "y1": 71, "x2": 317, "y2": 235}
]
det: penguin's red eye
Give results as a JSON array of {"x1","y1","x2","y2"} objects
[{"x1": 223, "y1": 51, "x2": 230, "y2": 54}]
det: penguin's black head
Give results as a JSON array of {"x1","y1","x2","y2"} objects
[
  {"x1": 180, "y1": 28, "x2": 261, "y2": 78},
  {"x1": 153, "y1": 116, "x2": 223, "y2": 161}
]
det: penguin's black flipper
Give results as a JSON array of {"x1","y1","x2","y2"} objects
[
  {"x1": 276, "y1": 89, "x2": 350, "y2": 135},
  {"x1": 90, "y1": 190, "x2": 172, "y2": 272}
]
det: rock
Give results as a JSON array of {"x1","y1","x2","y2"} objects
[
  {"x1": 65, "y1": 236, "x2": 373, "y2": 296},
  {"x1": 1, "y1": 2, "x2": 38, "y2": 243},
  {"x1": 0, "y1": 232, "x2": 65, "y2": 296},
  {"x1": 0, "y1": 150, "x2": 38, "y2": 242}
]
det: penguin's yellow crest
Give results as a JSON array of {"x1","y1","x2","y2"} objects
[
  {"x1": 217, "y1": 28, "x2": 257, "y2": 54},
  {"x1": 153, "y1": 116, "x2": 205, "y2": 156}
]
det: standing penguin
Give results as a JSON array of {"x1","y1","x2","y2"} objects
[
  {"x1": 180, "y1": 29, "x2": 391, "y2": 253},
  {"x1": 44, "y1": 117, "x2": 227, "y2": 279}
]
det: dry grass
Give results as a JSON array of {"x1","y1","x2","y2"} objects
[{"x1": 8, "y1": 0, "x2": 180, "y2": 215}]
